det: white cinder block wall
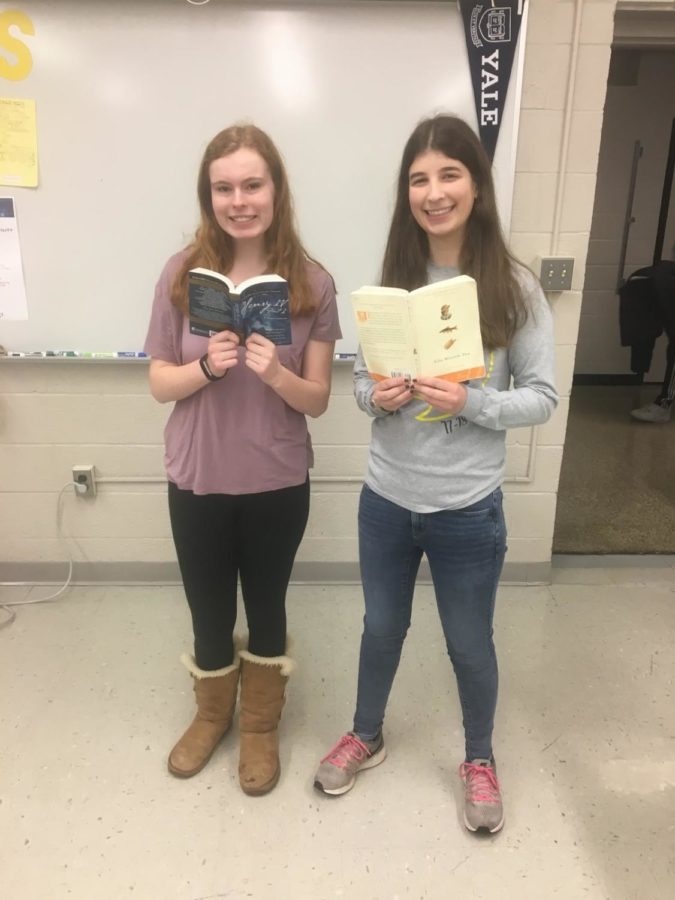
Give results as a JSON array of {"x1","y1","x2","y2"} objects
[{"x1": 0, "y1": 0, "x2": 617, "y2": 585}]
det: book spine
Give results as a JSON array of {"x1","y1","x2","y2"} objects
[{"x1": 405, "y1": 298, "x2": 420, "y2": 379}]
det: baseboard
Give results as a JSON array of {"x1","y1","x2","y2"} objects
[
  {"x1": 0, "y1": 559, "x2": 552, "y2": 586},
  {"x1": 291, "y1": 561, "x2": 551, "y2": 585},
  {"x1": 552, "y1": 553, "x2": 675, "y2": 567}
]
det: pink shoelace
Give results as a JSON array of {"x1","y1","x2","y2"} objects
[
  {"x1": 459, "y1": 762, "x2": 501, "y2": 804},
  {"x1": 321, "y1": 733, "x2": 370, "y2": 769}
]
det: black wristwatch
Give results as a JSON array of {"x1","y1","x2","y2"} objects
[{"x1": 199, "y1": 354, "x2": 226, "y2": 382}]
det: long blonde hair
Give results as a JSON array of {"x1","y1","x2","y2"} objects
[{"x1": 171, "y1": 124, "x2": 326, "y2": 316}]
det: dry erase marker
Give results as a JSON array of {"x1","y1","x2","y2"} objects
[
  {"x1": 80, "y1": 352, "x2": 117, "y2": 358},
  {"x1": 8, "y1": 351, "x2": 26, "y2": 357},
  {"x1": 334, "y1": 353, "x2": 356, "y2": 359},
  {"x1": 116, "y1": 351, "x2": 148, "y2": 358},
  {"x1": 56, "y1": 351, "x2": 78, "y2": 357},
  {"x1": 26, "y1": 351, "x2": 47, "y2": 357}
]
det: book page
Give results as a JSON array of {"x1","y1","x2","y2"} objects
[
  {"x1": 190, "y1": 267, "x2": 234, "y2": 290},
  {"x1": 351, "y1": 292, "x2": 416, "y2": 380},
  {"x1": 409, "y1": 278, "x2": 485, "y2": 382},
  {"x1": 236, "y1": 273, "x2": 285, "y2": 292}
]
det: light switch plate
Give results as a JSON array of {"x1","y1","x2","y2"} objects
[{"x1": 540, "y1": 257, "x2": 574, "y2": 291}]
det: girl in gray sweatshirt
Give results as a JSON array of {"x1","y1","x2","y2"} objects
[{"x1": 314, "y1": 115, "x2": 558, "y2": 835}]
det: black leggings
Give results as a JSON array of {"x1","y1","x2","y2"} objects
[{"x1": 168, "y1": 477, "x2": 310, "y2": 670}]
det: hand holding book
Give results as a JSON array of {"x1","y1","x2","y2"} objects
[
  {"x1": 412, "y1": 377, "x2": 468, "y2": 414},
  {"x1": 204, "y1": 329, "x2": 240, "y2": 379},
  {"x1": 244, "y1": 331, "x2": 285, "y2": 387},
  {"x1": 370, "y1": 375, "x2": 414, "y2": 413},
  {"x1": 371, "y1": 374, "x2": 468, "y2": 415}
]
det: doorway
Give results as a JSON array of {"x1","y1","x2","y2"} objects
[{"x1": 553, "y1": 16, "x2": 675, "y2": 554}]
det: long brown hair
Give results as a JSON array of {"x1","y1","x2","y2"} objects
[
  {"x1": 381, "y1": 115, "x2": 528, "y2": 348},
  {"x1": 171, "y1": 124, "x2": 324, "y2": 316}
]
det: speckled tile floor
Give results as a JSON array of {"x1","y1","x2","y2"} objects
[
  {"x1": 554, "y1": 385, "x2": 675, "y2": 554},
  {"x1": 1, "y1": 561, "x2": 674, "y2": 900}
]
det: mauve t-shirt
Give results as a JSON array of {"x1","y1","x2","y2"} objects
[{"x1": 144, "y1": 251, "x2": 342, "y2": 495}]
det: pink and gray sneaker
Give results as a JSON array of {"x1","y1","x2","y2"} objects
[
  {"x1": 314, "y1": 732, "x2": 386, "y2": 795},
  {"x1": 459, "y1": 759, "x2": 504, "y2": 833}
]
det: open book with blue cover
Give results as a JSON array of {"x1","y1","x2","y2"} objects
[{"x1": 188, "y1": 268, "x2": 292, "y2": 345}]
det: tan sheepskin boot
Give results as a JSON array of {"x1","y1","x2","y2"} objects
[
  {"x1": 168, "y1": 650, "x2": 240, "y2": 778},
  {"x1": 238, "y1": 648, "x2": 295, "y2": 795}
]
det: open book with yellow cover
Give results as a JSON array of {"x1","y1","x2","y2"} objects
[{"x1": 351, "y1": 275, "x2": 486, "y2": 382}]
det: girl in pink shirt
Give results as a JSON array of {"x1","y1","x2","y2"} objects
[{"x1": 145, "y1": 124, "x2": 341, "y2": 795}]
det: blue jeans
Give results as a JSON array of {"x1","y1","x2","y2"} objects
[{"x1": 353, "y1": 484, "x2": 507, "y2": 761}]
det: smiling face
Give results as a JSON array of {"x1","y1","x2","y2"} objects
[
  {"x1": 408, "y1": 150, "x2": 477, "y2": 256},
  {"x1": 209, "y1": 147, "x2": 275, "y2": 246}
]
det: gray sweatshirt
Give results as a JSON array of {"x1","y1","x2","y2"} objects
[{"x1": 353, "y1": 264, "x2": 559, "y2": 512}]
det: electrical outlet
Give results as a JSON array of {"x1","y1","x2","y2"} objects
[
  {"x1": 72, "y1": 465, "x2": 96, "y2": 497},
  {"x1": 540, "y1": 257, "x2": 574, "y2": 291}
]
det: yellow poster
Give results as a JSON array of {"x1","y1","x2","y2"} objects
[{"x1": 0, "y1": 98, "x2": 38, "y2": 187}]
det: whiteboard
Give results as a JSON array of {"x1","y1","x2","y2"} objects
[{"x1": 0, "y1": 0, "x2": 526, "y2": 354}]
